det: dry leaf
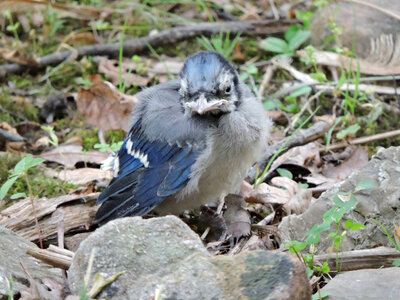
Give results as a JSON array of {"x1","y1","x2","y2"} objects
[
  {"x1": 247, "y1": 182, "x2": 290, "y2": 206},
  {"x1": 68, "y1": 32, "x2": 98, "y2": 46},
  {"x1": 39, "y1": 143, "x2": 108, "y2": 168},
  {"x1": 247, "y1": 178, "x2": 314, "y2": 215},
  {"x1": 20, "y1": 276, "x2": 65, "y2": 300},
  {"x1": 76, "y1": 80, "x2": 138, "y2": 132},
  {"x1": 322, "y1": 146, "x2": 369, "y2": 181},
  {"x1": 271, "y1": 177, "x2": 314, "y2": 215},
  {"x1": 0, "y1": 48, "x2": 37, "y2": 65},
  {"x1": 44, "y1": 168, "x2": 113, "y2": 186},
  {"x1": 98, "y1": 57, "x2": 152, "y2": 88}
]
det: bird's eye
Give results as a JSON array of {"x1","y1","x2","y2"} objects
[{"x1": 225, "y1": 86, "x2": 231, "y2": 94}]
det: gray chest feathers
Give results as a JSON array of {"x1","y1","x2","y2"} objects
[{"x1": 156, "y1": 114, "x2": 269, "y2": 215}]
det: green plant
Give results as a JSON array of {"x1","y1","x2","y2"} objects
[
  {"x1": 197, "y1": 32, "x2": 241, "y2": 58},
  {"x1": 240, "y1": 64, "x2": 258, "y2": 82},
  {"x1": 3, "y1": 10, "x2": 20, "y2": 41},
  {"x1": 41, "y1": 125, "x2": 59, "y2": 146},
  {"x1": 119, "y1": 18, "x2": 128, "y2": 92},
  {"x1": 285, "y1": 180, "x2": 374, "y2": 277},
  {"x1": 8, "y1": 277, "x2": 13, "y2": 300},
  {"x1": 368, "y1": 219, "x2": 400, "y2": 267},
  {"x1": 0, "y1": 154, "x2": 45, "y2": 248},
  {"x1": 94, "y1": 141, "x2": 123, "y2": 152},
  {"x1": 336, "y1": 123, "x2": 360, "y2": 139},
  {"x1": 44, "y1": 7, "x2": 64, "y2": 39},
  {"x1": 255, "y1": 108, "x2": 318, "y2": 187},
  {"x1": 259, "y1": 26, "x2": 310, "y2": 57}
]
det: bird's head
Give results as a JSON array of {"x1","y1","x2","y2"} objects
[{"x1": 179, "y1": 51, "x2": 240, "y2": 116}]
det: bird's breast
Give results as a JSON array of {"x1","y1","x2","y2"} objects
[{"x1": 155, "y1": 116, "x2": 267, "y2": 215}]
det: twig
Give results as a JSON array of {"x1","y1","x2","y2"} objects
[
  {"x1": 268, "y1": 0, "x2": 280, "y2": 20},
  {"x1": 48, "y1": 244, "x2": 74, "y2": 258},
  {"x1": 26, "y1": 247, "x2": 72, "y2": 270},
  {"x1": 322, "y1": 129, "x2": 400, "y2": 151},
  {"x1": 0, "y1": 20, "x2": 296, "y2": 77},
  {"x1": 285, "y1": 90, "x2": 324, "y2": 134},
  {"x1": 24, "y1": 174, "x2": 43, "y2": 249},
  {"x1": 314, "y1": 246, "x2": 400, "y2": 272},
  {"x1": 247, "y1": 120, "x2": 333, "y2": 182},
  {"x1": 258, "y1": 64, "x2": 276, "y2": 102}
]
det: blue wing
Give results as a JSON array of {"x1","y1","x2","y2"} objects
[{"x1": 95, "y1": 120, "x2": 204, "y2": 225}]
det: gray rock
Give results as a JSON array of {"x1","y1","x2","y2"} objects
[
  {"x1": 321, "y1": 267, "x2": 400, "y2": 300},
  {"x1": 310, "y1": 0, "x2": 400, "y2": 68},
  {"x1": 0, "y1": 226, "x2": 64, "y2": 298},
  {"x1": 68, "y1": 216, "x2": 311, "y2": 300},
  {"x1": 279, "y1": 147, "x2": 400, "y2": 253}
]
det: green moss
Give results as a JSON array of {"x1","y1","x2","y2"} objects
[
  {"x1": 66, "y1": 128, "x2": 99, "y2": 151},
  {"x1": 0, "y1": 90, "x2": 39, "y2": 124},
  {"x1": 105, "y1": 129, "x2": 126, "y2": 145}
]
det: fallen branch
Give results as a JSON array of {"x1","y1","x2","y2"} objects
[
  {"x1": 314, "y1": 246, "x2": 400, "y2": 272},
  {"x1": 322, "y1": 129, "x2": 400, "y2": 151},
  {"x1": 0, "y1": 19, "x2": 296, "y2": 77}
]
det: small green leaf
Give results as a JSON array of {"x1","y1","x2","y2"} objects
[
  {"x1": 285, "y1": 86, "x2": 312, "y2": 99},
  {"x1": 0, "y1": 176, "x2": 19, "y2": 201},
  {"x1": 263, "y1": 99, "x2": 281, "y2": 110},
  {"x1": 13, "y1": 154, "x2": 44, "y2": 176},
  {"x1": 336, "y1": 124, "x2": 361, "y2": 139},
  {"x1": 10, "y1": 192, "x2": 27, "y2": 200},
  {"x1": 312, "y1": 292, "x2": 329, "y2": 300},
  {"x1": 287, "y1": 30, "x2": 311, "y2": 51},
  {"x1": 306, "y1": 266, "x2": 314, "y2": 278},
  {"x1": 285, "y1": 241, "x2": 307, "y2": 253},
  {"x1": 355, "y1": 179, "x2": 376, "y2": 192},
  {"x1": 299, "y1": 183, "x2": 309, "y2": 189},
  {"x1": 305, "y1": 223, "x2": 330, "y2": 244},
  {"x1": 245, "y1": 64, "x2": 258, "y2": 75},
  {"x1": 345, "y1": 220, "x2": 366, "y2": 231},
  {"x1": 284, "y1": 26, "x2": 298, "y2": 43},
  {"x1": 260, "y1": 37, "x2": 289, "y2": 53},
  {"x1": 327, "y1": 232, "x2": 336, "y2": 238},
  {"x1": 110, "y1": 142, "x2": 123, "y2": 152},
  {"x1": 277, "y1": 168, "x2": 293, "y2": 179},
  {"x1": 310, "y1": 72, "x2": 327, "y2": 82},
  {"x1": 94, "y1": 143, "x2": 111, "y2": 152},
  {"x1": 393, "y1": 259, "x2": 400, "y2": 267}
]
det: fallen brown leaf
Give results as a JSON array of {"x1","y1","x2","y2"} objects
[
  {"x1": 98, "y1": 57, "x2": 152, "y2": 88},
  {"x1": 39, "y1": 143, "x2": 107, "y2": 168},
  {"x1": 76, "y1": 80, "x2": 138, "y2": 132},
  {"x1": 0, "y1": 48, "x2": 37, "y2": 65},
  {"x1": 322, "y1": 146, "x2": 369, "y2": 181},
  {"x1": 44, "y1": 168, "x2": 113, "y2": 186}
]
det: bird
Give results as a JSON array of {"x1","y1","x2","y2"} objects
[{"x1": 95, "y1": 51, "x2": 272, "y2": 225}]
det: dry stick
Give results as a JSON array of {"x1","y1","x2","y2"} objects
[
  {"x1": 26, "y1": 247, "x2": 72, "y2": 270},
  {"x1": 323, "y1": 129, "x2": 400, "y2": 151},
  {"x1": 314, "y1": 246, "x2": 400, "y2": 272},
  {"x1": 24, "y1": 174, "x2": 43, "y2": 249},
  {"x1": 247, "y1": 120, "x2": 333, "y2": 182},
  {"x1": 257, "y1": 64, "x2": 276, "y2": 102},
  {"x1": 0, "y1": 19, "x2": 296, "y2": 77}
]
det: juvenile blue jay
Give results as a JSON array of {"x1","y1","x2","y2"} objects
[{"x1": 95, "y1": 51, "x2": 271, "y2": 225}]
